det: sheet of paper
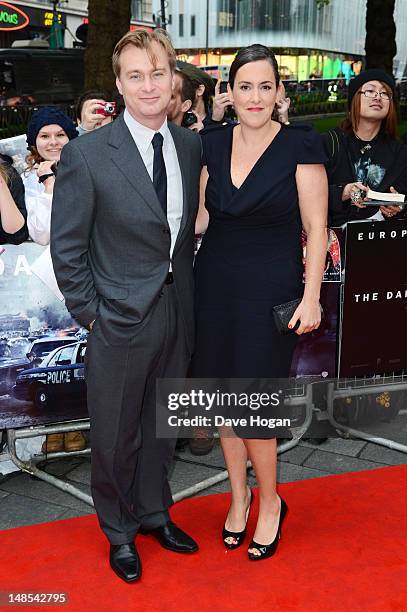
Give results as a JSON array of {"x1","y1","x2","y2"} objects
[{"x1": 366, "y1": 189, "x2": 405, "y2": 203}]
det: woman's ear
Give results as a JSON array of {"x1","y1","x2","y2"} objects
[{"x1": 227, "y1": 82, "x2": 234, "y2": 104}]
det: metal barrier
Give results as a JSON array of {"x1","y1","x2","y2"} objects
[
  {"x1": 3, "y1": 376, "x2": 406, "y2": 507},
  {"x1": 326, "y1": 373, "x2": 407, "y2": 453},
  {"x1": 4, "y1": 383, "x2": 315, "y2": 506},
  {"x1": 6, "y1": 420, "x2": 92, "y2": 505}
]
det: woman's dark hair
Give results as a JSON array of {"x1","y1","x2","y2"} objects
[
  {"x1": 229, "y1": 44, "x2": 280, "y2": 89},
  {"x1": 0, "y1": 160, "x2": 10, "y2": 185}
]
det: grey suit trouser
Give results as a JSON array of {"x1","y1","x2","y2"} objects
[{"x1": 85, "y1": 283, "x2": 189, "y2": 545}]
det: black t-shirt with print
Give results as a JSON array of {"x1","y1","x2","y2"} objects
[{"x1": 348, "y1": 133, "x2": 391, "y2": 190}]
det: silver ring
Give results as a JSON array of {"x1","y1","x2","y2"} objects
[{"x1": 351, "y1": 190, "x2": 362, "y2": 203}]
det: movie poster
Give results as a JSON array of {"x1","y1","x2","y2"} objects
[
  {"x1": 0, "y1": 243, "x2": 88, "y2": 429},
  {"x1": 290, "y1": 228, "x2": 342, "y2": 379},
  {"x1": 339, "y1": 220, "x2": 407, "y2": 377}
]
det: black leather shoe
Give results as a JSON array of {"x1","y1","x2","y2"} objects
[
  {"x1": 140, "y1": 521, "x2": 198, "y2": 553},
  {"x1": 109, "y1": 542, "x2": 142, "y2": 582}
]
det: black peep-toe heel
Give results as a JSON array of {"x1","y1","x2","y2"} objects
[
  {"x1": 222, "y1": 488, "x2": 254, "y2": 550},
  {"x1": 248, "y1": 496, "x2": 288, "y2": 561}
]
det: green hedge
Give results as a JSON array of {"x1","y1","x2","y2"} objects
[
  {"x1": 291, "y1": 99, "x2": 347, "y2": 117},
  {"x1": 290, "y1": 91, "x2": 346, "y2": 106}
]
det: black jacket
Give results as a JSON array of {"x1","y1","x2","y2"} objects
[
  {"x1": 321, "y1": 127, "x2": 407, "y2": 226},
  {"x1": 0, "y1": 154, "x2": 28, "y2": 244}
]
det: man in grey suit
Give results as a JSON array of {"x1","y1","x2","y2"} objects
[{"x1": 50, "y1": 30, "x2": 201, "y2": 583}]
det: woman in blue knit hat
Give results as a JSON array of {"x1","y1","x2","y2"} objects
[
  {"x1": 322, "y1": 69, "x2": 407, "y2": 226},
  {"x1": 23, "y1": 107, "x2": 84, "y2": 454},
  {"x1": 23, "y1": 107, "x2": 77, "y2": 245}
]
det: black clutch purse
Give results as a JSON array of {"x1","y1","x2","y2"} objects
[
  {"x1": 272, "y1": 298, "x2": 302, "y2": 334},
  {"x1": 272, "y1": 298, "x2": 323, "y2": 334}
]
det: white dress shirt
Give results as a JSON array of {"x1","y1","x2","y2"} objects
[{"x1": 123, "y1": 109, "x2": 183, "y2": 265}]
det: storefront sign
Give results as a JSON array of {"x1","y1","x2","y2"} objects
[
  {"x1": 23, "y1": 6, "x2": 66, "y2": 29},
  {"x1": 0, "y1": 2, "x2": 29, "y2": 31},
  {"x1": 43, "y1": 11, "x2": 62, "y2": 27}
]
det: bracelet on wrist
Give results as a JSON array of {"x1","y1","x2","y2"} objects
[{"x1": 38, "y1": 173, "x2": 54, "y2": 184}]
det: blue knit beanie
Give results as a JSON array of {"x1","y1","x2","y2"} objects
[{"x1": 26, "y1": 107, "x2": 78, "y2": 148}]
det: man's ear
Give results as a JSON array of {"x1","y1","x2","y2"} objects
[
  {"x1": 116, "y1": 76, "x2": 123, "y2": 96},
  {"x1": 276, "y1": 81, "x2": 284, "y2": 102},
  {"x1": 196, "y1": 84, "x2": 205, "y2": 98},
  {"x1": 181, "y1": 99, "x2": 192, "y2": 113}
]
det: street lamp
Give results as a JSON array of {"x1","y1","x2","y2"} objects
[
  {"x1": 206, "y1": 0, "x2": 209, "y2": 64},
  {"x1": 49, "y1": 0, "x2": 68, "y2": 49},
  {"x1": 155, "y1": 1, "x2": 169, "y2": 30}
]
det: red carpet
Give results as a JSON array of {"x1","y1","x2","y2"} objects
[{"x1": 1, "y1": 466, "x2": 406, "y2": 612}]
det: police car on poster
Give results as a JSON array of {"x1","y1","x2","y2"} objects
[{"x1": 12, "y1": 341, "x2": 87, "y2": 410}]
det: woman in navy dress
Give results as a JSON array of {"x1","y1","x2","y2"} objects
[{"x1": 192, "y1": 45, "x2": 328, "y2": 560}]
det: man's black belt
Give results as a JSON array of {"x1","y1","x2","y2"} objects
[{"x1": 165, "y1": 271, "x2": 174, "y2": 284}]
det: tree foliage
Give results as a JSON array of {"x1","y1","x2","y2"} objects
[
  {"x1": 365, "y1": 0, "x2": 396, "y2": 73},
  {"x1": 84, "y1": 0, "x2": 132, "y2": 94}
]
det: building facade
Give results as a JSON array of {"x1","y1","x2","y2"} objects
[
  {"x1": 153, "y1": 0, "x2": 407, "y2": 79},
  {"x1": 0, "y1": 1, "x2": 155, "y2": 48}
]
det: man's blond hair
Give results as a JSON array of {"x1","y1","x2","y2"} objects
[{"x1": 112, "y1": 29, "x2": 176, "y2": 77}]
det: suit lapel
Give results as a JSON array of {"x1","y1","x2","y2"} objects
[
  {"x1": 169, "y1": 122, "x2": 191, "y2": 252},
  {"x1": 108, "y1": 114, "x2": 168, "y2": 225}
]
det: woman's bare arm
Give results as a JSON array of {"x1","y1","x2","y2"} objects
[
  {"x1": 195, "y1": 165, "x2": 209, "y2": 235},
  {"x1": 290, "y1": 163, "x2": 328, "y2": 334}
]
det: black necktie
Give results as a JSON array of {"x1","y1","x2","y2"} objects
[{"x1": 152, "y1": 132, "x2": 167, "y2": 215}]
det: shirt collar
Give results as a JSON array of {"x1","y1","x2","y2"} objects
[{"x1": 124, "y1": 109, "x2": 169, "y2": 154}]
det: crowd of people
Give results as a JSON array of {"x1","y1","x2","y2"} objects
[
  {"x1": 1, "y1": 57, "x2": 406, "y2": 250},
  {"x1": 0, "y1": 28, "x2": 406, "y2": 582}
]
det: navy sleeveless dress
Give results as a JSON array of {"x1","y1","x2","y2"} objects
[{"x1": 191, "y1": 123, "x2": 326, "y2": 380}]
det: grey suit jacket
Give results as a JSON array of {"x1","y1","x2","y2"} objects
[{"x1": 50, "y1": 113, "x2": 201, "y2": 350}]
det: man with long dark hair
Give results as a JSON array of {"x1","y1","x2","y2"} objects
[{"x1": 323, "y1": 69, "x2": 407, "y2": 226}]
